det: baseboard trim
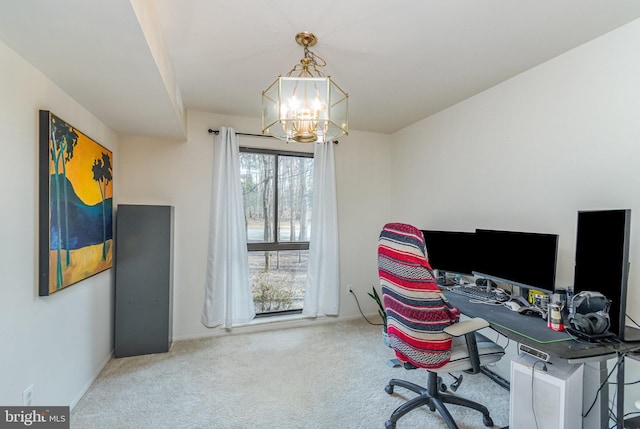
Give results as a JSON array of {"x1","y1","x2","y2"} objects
[
  {"x1": 173, "y1": 313, "x2": 373, "y2": 342},
  {"x1": 69, "y1": 350, "x2": 113, "y2": 410}
]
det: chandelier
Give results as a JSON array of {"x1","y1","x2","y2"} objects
[{"x1": 262, "y1": 32, "x2": 348, "y2": 143}]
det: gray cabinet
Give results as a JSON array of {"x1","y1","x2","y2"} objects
[{"x1": 114, "y1": 204, "x2": 174, "y2": 358}]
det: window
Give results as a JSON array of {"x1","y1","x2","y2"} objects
[{"x1": 239, "y1": 147, "x2": 313, "y2": 315}]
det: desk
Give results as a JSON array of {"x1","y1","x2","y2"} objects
[{"x1": 443, "y1": 290, "x2": 640, "y2": 429}]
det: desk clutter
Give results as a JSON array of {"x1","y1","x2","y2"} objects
[
  {"x1": 445, "y1": 277, "x2": 622, "y2": 342},
  {"x1": 449, "y1": 282, "x2": 509, "y2": 303}
]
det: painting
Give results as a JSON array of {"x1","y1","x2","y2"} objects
[{"x1": 39, "y1": 111, "x2": 113, "y2": 296}]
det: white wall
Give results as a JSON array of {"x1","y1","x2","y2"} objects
[
  {"x1": 390, "y1": 19, "x2": 640, "y2": 413},
  {"x1": 118, "y1": 110, "x2": 392, "y2": 339},
  {"x1": 0, "y1": 40, "x2": 118, "y2": 407}
]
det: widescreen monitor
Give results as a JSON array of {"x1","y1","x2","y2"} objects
[
  {"x1": 421, "y1": 230, "x2": 475, "y2": 285},
  {"x1": 573, "y1": 209, "x2": 638, "y2": 341},
  {"x1": 473, "y1": 229, "x2": 559, "y2": 294}
]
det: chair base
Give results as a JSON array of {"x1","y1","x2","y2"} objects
[{"x1": 384, "y1": 371, "x2": 494, "y2": 429}]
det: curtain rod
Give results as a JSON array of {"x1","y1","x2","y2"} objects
[
  {"x1": 207, "y1": 129, "x2": 274, "y2": 139},
  {"x1": 207, "y1": 129, "x2": 339, "y2": 144}
]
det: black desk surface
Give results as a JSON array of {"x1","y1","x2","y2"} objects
[{"x1": 442, "y1": 290, "x2": 639, "y2": 360}]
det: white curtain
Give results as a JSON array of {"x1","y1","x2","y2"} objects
[
  {"x1": 303, "y1": 141, "x2": 340, "y2": 317},
  {"x1": 201, "y1": 127, "x2": 255, "y2": 328}
]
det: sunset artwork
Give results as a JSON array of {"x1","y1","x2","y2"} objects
[{"x1": 39, "y1": 111, "x2": 113, "y2": 296}]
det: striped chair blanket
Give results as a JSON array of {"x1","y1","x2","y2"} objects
[{"x1": 379, "y1": 222, "x2": 460, "y2": 369}]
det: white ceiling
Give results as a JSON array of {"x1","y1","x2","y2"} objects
[{"x1": 2, "y1": 0, "x2": 640, "y2": 140}]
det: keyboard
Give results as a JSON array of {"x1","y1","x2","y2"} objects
[{"x1": 449, "y1": 284, "x2": 509, "y2": 303}]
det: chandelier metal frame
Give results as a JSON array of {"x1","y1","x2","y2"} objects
[{"x1": 262, "y1": 32, "x2": 349, "y2": 143}]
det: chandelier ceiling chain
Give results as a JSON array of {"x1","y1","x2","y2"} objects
[
  {"x1": 286, "y1": 41, "x2": 327, "y2": 78},
  {"x1": 262, "y1": 32, "x2": 349, "y2": 143}
]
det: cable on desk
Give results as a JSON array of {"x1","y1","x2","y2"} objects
[
  {"x1": 468, "y1": 299, "x2": 505, "y2": 306},
  {"x1": 564, "y1": 329, "x2": 592, "y2": 344},
  {"x1": 564, "y1": 329, "x2": 623, "y2": 357}
]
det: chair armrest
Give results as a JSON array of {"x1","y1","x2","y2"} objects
[
  {"x1": 444, "y1": 318, "x2": 490, "y2": 374},
  {"x1": 443, "y1": 318, "x2": 489, "y2": 337}
]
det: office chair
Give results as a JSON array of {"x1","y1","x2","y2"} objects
[{"x1": 378, "y1": 223, "x2": 505, "y2": 429}]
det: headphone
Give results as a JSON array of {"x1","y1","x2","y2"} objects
[
  {"x1": 568, "y1": 290, "x2": 612, "y2": 336},
  {"x1": 569, "y1": 311, "x2": 610, "y2": 335}
]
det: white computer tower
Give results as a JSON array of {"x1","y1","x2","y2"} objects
[{"x1": 510, "y1": 354, "x2": 584, "y2": 429}]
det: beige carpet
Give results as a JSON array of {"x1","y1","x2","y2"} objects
[{"x1": 71, "y1": 319, "x2": 509, "y2": 429}]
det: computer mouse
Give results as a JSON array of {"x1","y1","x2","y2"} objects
[{"x1": 503, "y1": 301, "x2": 521, "y2": 311}]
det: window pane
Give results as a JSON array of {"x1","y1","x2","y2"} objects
[
  {"x1": 277, "y1": 155, "x2": 313, "y2": 242},
  {"x1": 249, "y1": 250, "x2": 308, "y2": 312},
  {"x1": 240, "y1": 153, "x2": 275, "y2": 242}
]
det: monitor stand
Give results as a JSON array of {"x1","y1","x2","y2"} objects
[
  {"x1": 509, "y1": 285, "x2": 531, "y2": 307},
  {"x1": 436, "y1": 271, "x2": 456, "y2": 287}
]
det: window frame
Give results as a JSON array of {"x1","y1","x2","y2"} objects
[{"x1": 240, "y1": 146, "x2": 314, "y2": 316}]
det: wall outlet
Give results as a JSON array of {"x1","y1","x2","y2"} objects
[
  {"x1": 23, "y1": 384, "x2": 33, "y2": 406},
  {"x1": 347, "y1": 284, "x2": 353, "y2": 293}
]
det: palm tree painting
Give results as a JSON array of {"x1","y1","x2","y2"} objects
[{"x1": 39, "y1": 111, "x2": 113, "y2": 296}]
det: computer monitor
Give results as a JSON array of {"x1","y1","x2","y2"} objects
[
  {"x1": 573, "y1": 209, "x2": 638, "y2": 341},
  {"x1": 473, "y1": 229, "x2": 559, "y2": 295},
  {"x1": 421, "y1": 230, "x2": 475, "y2": 285}
]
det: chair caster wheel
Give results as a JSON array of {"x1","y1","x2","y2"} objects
[
  {"x1": 385, "y1": 385, "x2": 394, "y2": 394},
  {"x1": 385, "y1": 420, "x2": 396, "y2": 429},
  {"x1": 483, "y1": 415, "x2": 494, "y2": 427}
]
